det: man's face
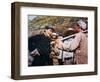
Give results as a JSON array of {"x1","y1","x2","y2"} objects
[
  {"x1": 45, "y1": 29, "x2": 53, "y2": 37},
  {"x1": 73, "y1": 26, "x2": 80, "y2": 33}
]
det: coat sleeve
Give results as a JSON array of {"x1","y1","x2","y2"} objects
[
  {"x1": 62, "y1": 33, "x2": 81, "y2": 51},
  {"x1": 70, "y1": 33, "x2": 81, "y2": 51}
]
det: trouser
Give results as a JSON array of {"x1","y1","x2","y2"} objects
[{"x1": 58, "y1": 59, "x2": 63, "y2": 65}]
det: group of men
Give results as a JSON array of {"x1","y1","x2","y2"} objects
[{"x1": 28, "y1": 19, "x2": 88, "y2": 66}]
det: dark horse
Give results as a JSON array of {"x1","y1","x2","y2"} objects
[{"x1": 28, "y1": 34, "x2": 53, "y2": 66}]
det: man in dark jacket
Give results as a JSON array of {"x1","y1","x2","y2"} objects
[{"x1": 28, "y1": 25, "x2": 55, "y2": 66}]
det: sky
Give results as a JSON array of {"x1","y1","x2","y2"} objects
[{"x1": 28, "y1": 15, "x2": 37, "y2": 21}]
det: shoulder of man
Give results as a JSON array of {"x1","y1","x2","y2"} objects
[{"x1": 75, "y1": 32, "x2": 82, "y2": 38}]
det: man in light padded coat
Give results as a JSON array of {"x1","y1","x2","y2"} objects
[{"x1": 57, "y1": 20, "x2": 88, "y2": 64}]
